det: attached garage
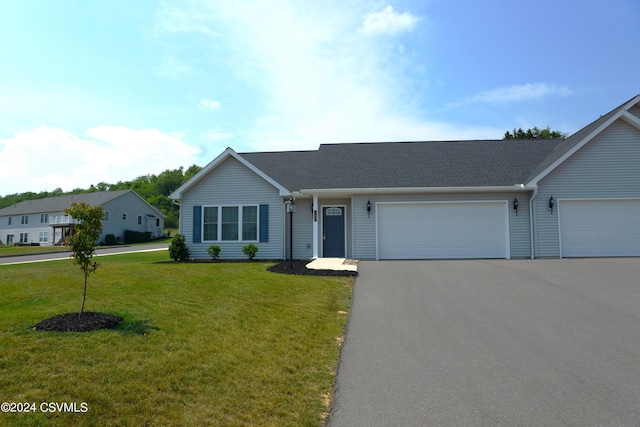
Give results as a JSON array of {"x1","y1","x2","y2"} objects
[
  {"x1": 559, "y1": 199, "x2": 640, "y2": 257},
  {"x1": 376, "y1": 201, "x2": 510, "y2": 260}
]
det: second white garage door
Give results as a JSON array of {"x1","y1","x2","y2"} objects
[
  {"x1": 559, "y1": 199, "x2": 640, "y2": 257},
  {"x1": 377, "y1": 201, "x2": 509, "y2": 260}
]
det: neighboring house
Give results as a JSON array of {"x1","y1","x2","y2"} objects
[
  {"x1": 170, "y1": 94, "x2": 640, "y2": 260},
  {"x1": 0, "y1": 190, "x2": 164, "y2": 246}
]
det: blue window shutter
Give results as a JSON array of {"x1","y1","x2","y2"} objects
[
  {"x1": 259, "y1": 204, "x2": 269, "y2": 242},
  {"x1": 193, "y1": 206, "x2": 202, "y2": 243}
]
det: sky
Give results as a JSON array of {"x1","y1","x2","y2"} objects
[{"x1": 0, "y1": 0, "x2": 638, "y2": 196}]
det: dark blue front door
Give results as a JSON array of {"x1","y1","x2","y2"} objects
[{"x1": 323, "y1": 207, "x2": 345, "y2": 257}]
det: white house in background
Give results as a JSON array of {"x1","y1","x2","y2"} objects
[
  {"x1": 0, "y1": 190, "x2": 164, "y2": 246},
  {"x1": 170, "y1": 94, "x2": 640, "y2": 260}
]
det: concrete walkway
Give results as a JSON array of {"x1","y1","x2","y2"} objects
[{"x1": 306, "y1": 258, "x2": 358, "y2": 272}]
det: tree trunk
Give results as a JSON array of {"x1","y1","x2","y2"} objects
[{"x1": 79, "y1": 271, "x2": 88, "y2": 319}]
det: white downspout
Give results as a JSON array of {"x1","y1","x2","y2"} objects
[{"x1": 529, "y1": 187, "x2": 538, "y2": 259}]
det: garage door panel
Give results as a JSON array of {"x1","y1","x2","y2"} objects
[
  {"x1": 377, "y1": 202, "x2": 508, "y2": 260},
  {"x1": 559, "y1": 199, "x2": 640, "y2": 257}
]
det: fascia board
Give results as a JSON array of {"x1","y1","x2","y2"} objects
[
  {"x1": 170, "y1": 148, "x2": 290, "y2": 199},
  {"x1": 299, "y1": 185, "x2": 532, "y2": 195},
  {"x1": 525, "y1": 109, "x2": 630, "y2": 187}
]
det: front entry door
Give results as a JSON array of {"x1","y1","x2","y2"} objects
[{"x1": 323, "y1": 207, "x2": 345, "y2": 257}]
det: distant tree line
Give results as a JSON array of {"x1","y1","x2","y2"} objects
[
  {"x1": 504, "y1": 126, "x2": 567, "y2": 140},
  {"x1": 0, "y1": 165, "x2": 202, "y2": 229}
]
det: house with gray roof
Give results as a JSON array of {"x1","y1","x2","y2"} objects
[
  {"x1": 170, "y1": 94, "x2": 640, "y2": 260},
  {"x1": 0, "y1": 190, "x2": 164, "y2": 246}
]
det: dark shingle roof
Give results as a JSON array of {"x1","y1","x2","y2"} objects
[
  {"x1": 241, "y1": 139, "x2": 561, "y2": 190},
  {"x1": 0, "y1": 190, "x2": 131, "y2": 216}
]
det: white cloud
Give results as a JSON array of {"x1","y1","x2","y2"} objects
[
  {"x1": 199, "y1": 99, "x2": 221, "y2": 110},
  {"x1": 0, "y1": 126, "x2": 200, "y2": 195},
  {"x1": 360, "y1": 5, "x2": 421, "y2": 35},
  {"x1": 450, "y1": 83, "x2": 573, "y2": 106},
  {"x1": 204, "y1": 128, "x2": 233, "y2": 142}
]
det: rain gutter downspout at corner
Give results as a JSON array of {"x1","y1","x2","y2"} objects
[{"x1": 528, "y1": 186, "x2": 538, "y2": 259}]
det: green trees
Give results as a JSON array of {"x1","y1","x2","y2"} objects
[
  {"x1": 65, "y1": 202, "x2": 104, "y2": 318},
  {"x1": 504, "y1": 127, "x2": 567, "y2": 140}
]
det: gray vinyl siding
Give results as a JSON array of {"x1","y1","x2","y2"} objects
[
  {"x1": 283, "y1": 198, "x2": 352, "y2": 260},
  {"x1": 181, "y1": 157, "x2": 283, "y2": 259},
  {"x1": 535, "y1": 119, "x2": 640, "y2": 257},
  {"x1": 284, "y1": 198, "x2": 313, "y2": 260},
  {"x1": 100, "y1": 191, "x2": 164, "y2": 241},
  {"x1": 352, "y1": 192, "x2": 531, "y2": 259},
  {"x1": 629, "y1": 105, "x2": 640, "y2": 120}
]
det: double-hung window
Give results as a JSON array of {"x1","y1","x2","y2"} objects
[
  {"x1": 202, "y1": 205, "x2": 258, "y2": 242},
  {"x1": 242, "y1": 206, "x2": 258, "y2": 241},
  {"x1": 203, "y1": 207, "x2": 218, "y2": 241}
]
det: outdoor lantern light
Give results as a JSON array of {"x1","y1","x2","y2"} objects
[
  {"x1": 367, "y1": 200, "x2": 371, "y2": 217},
  {"x1": 513, "y1": 198, "x2": 519, "y2": 215},
  {"x1": 287, "y1": 198, "x2": 296, "y2": 214},
  {"x1": 548, "y1": 196, "x2": 555, "y2": 213}
]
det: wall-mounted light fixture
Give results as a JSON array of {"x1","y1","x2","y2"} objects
[
  {"x1": 548, "y1": 196, "x2": 555, "y2": 213},
  {"x1": 513, "y1": 198, "x2": 519, "y2": 215},
  {"x1": 367, "y1": 200, "x2": 371, "y2": 217}
]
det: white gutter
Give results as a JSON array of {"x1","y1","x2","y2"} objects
[{"x1": 299, "y1": 185, "x2": 532, "y2": 195}]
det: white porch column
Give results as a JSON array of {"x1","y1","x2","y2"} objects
[{"x1": 312, "y1": 194, "x2": 319, "y2": 258}]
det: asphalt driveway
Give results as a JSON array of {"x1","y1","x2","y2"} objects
[{"x1": 328, "y1": 258, "x2": 640, "y2": 426}]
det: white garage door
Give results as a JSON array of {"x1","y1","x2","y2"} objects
[
  {"x1": 377, "y1": 202, "x2": 509, "y2": 259},
  {"x1": 559, "y1": 199, "x2": 640, "y2": 257}
]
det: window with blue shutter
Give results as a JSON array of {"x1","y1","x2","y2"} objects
[
  {"x1": 259, "y1": 204, "x2": 269, "y2": 242},
  {"x1": 193, "y1": 206, "x2": 202, "y2": 243}
]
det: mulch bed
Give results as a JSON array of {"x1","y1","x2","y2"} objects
[
  {"x1": 267, "y1": 260, "x2": 357, "y2": 276},
  {"x1": 32, "y1": 312, "x2": 123, "y2": 333}
]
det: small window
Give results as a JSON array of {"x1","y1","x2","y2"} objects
[
  {"x1": 39, "y1": 231, "x2": 48, "y2": 243},
  {"x1": 326, "y1": 207, "x2": 342, "y2": 216},
  {"x1": 7, "y1": 217, "x2": 11, "y2": 225},
  {"x1": 19, "y1": 233, "x2": 28, "y2": 243},
  {"x1": 122, "y1": 213, "x2": 127, "y2": 221},
  {"x1": 156, "y1": 218, "x2": 160, "y2": 227},
  {"x1": 103, "y1": 211, "x2": 110, "y2": 222},
  {"x1": 40, "y1": 213, "x2": 49, "y2": 224},
  {"x1": 21, "y1": 215, "x2": 29, "y2": 224},
  {"x1": 137, "y1": 215, "x2": 142, "y2": 225}
]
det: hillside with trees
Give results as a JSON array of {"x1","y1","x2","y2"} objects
[{"x1": 0, "y1": 165, "x2": 202, "y2": 229}]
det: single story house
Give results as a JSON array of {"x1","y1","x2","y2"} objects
[
  {"x1": 0, "y1": 190, "x2": 164, "y2": 246},
  {"x1": 170, "y1": 94, "x2": 640, "y2": 260}
]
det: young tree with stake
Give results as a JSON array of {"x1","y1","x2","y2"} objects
[{"x1": 64, "y1": 202, "x2": 104, "y2": 318}]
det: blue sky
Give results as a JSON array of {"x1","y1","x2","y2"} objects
[{"x1": 0, "y1": 0, "x2": 638, "y2": 196}]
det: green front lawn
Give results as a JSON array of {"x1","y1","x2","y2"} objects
[{"x1": 0, "y1": 252, "x2": 352, "y2": 426}]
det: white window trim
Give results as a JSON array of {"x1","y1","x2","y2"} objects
[
  {"x1": 103, "y1": 211, "x2": 110, "y2": 222},
  {"x1": 202, "y1": 204, "x2": 259, "y2": 243}
]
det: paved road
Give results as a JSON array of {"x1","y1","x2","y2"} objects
[
  {"x1": 0, "y1": 243, "x2": 168, "y2": 266},
  {"x1": 328, "y1": 259, "x2": 640, "y2": 426}
]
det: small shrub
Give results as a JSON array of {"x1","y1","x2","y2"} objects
[
  {"x1": 207, "y1": 245, "x2": 221, "y2": 260},
  {"x1": 242, "y1": 243, "x2": 258, "y2": 260},
  {"x1": 105, "y1": 234, "x2": 116, "y2": 245},
  {"x1": 169, "y1": 234, "x2": 190, "y2": 262},
  {"x1": 124, "y1": 230, "x2": 153, "y2": 244}
]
